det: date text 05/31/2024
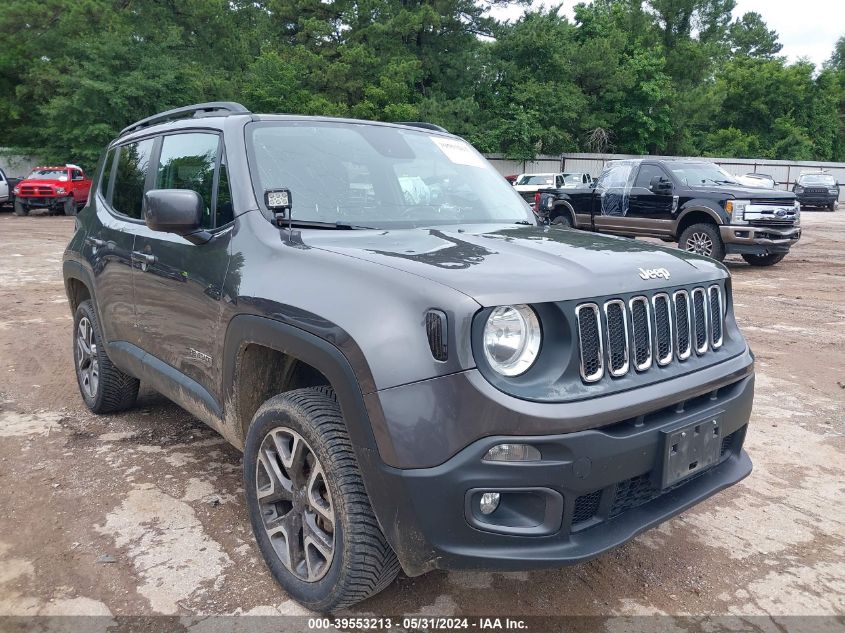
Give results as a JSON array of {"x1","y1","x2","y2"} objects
[{"x1": 308, "y1": 617, "x2": 529, "y2": 630}]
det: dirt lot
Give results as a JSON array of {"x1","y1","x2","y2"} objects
[{"x1": 0, "y1": 212, "x2": 843, "y2": 629}]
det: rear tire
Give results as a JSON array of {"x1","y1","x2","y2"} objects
[
  {"x1": 243, "y1": 387, "x2": 400, "y2": 612},
  {"x1": 551, "y1": 213, "x2": 572, "y2": 228},
  {"x1": 14, "y1": 201, "x2": 27, "y2": 216},
  {"x1": 678, "y1": 223, "x2": 725, "y2": 262},
  {"x1": 73, "y1": 300, "x2": 140, "y2": 413},
  {"x1": 741, "y1": 253, "x2": 786, "y2": 267}
]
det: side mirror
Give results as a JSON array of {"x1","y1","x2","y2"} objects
[
  {"x1": 650, "y1": 176, "x2": 672, "y2": 194},
  {"x1": 144, "y1": 189, "x2": 209, "y2": 244}
]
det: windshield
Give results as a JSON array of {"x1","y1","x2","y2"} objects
[
  {"x1": 799, "y1": 174, "x2": 835, "y2": 186},
  {"x1": 248, "y1": 122, "x2": 532, "y2": 228},
  {"x1": 516, "y1": 174, "x2": 555, "y2": 186},
  {"x1": 27, "y1": 169, "x2": 67, "y2": 181},
  {"x1": 666, "y1": 162, "x2": 738, "y2": 187}
]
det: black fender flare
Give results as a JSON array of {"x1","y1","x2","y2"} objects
[
  {"x1": 551, "y1": 199, "x2": 576, "y2": 224},
  {"x1": 62, "y1": 259, "x2": 96, "y2": 311},
  {"x1": 222, "y1": 314, "x2": 378, "y2": 451}
]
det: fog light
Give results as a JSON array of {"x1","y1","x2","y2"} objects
[
  {"x1": 483, "y1": 443, "x2": 541, "y2": 462},
  {"x1": 479, "y1": 492, "x2": 500, "y2": 515}
]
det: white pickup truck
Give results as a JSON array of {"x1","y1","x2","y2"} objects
[
  {"x1": 0, "y1": 168, "x2": 22, "y2": 208},
  {"x1": 512, "y1": 172, "x2": 592, "y2": 205}
]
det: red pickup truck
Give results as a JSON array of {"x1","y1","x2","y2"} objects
[{"x1": 13, "y1": 164, "x2": 92, "y2": 216}]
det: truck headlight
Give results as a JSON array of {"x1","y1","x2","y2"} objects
[
  {"x1": 725, "y1": 199, "x2": 750, "y2": 224},
  {"x1": 56, "y1": 187, "x2": 66, "y2": 194},
  {"x1": 795, "y1": 186, "x2": 804, "y2": 194},
  {"x1": 482, "y1": 305, "x2": 541, "y2": 376},
  {"x1": 829, "y1": 188, "x2": 838, "y2": 195}
]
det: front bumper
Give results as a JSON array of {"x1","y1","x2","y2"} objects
[
  {"x1": 360, "y1": 359, "x2": 754, "y2": 576},
  {"x1": 720, "y1": 224, "x2": 801, "y2": 255},
  {"x1": 17, "y1": 196, "x2": 66, "y2": 208},
  {"x1": 795, "y1": 194, "x2": 837, "y2": 207}
]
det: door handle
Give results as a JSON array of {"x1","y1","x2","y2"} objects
[{"x1": 132, "y1": 251, "x2": 157, "y2": 265}]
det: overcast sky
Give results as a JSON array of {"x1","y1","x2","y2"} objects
[{"x1": 489, "y1": 0, "x2": 844, "y2": 68}]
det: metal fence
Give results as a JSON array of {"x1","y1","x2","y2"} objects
[{"x1": 485, "y1": 153, "x2": 845, "y2": 201}]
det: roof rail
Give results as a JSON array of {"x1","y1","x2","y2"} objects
[
  {"x1": 119, "y1": 102, "x2": 251, "y2": 137},
  {"x1": 397, "y1": 121, "x2": 449, "y2": 133}
]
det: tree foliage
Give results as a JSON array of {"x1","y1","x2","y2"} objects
[{"x1": 1, "y1": 0, "x2": 844, "y2": 166}]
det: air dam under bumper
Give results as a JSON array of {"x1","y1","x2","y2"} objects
[
  {"x1": 720, "y1": 224, "x2": 801, "y2": 255},
  {"x1": 358, "y1": 373, "x2": 753, "y2": 577}
]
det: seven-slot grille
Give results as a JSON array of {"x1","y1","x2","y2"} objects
[{"x1": 576, "y1": 285, "x2": 725, "y2": 383}]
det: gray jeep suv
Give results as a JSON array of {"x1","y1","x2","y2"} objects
[{"x1": 63, "y1": 102, "x2": 754, "y2": 611}]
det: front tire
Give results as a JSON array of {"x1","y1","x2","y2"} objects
[
  {"x1": 63, "y1": 198, "x2": 77, "y2": 216},
  {"x1": 14, "y1": 200, "x2": 27, "y2": 216},
  {"x1": 244, "y1": 387, "x2": 399, "y2": 612},
  {"x1": 679, "y1": 223, "x2": 725, "y2": 262},
  {"x1": 741, "y1": 252, "x2": 786, "y2": 266},
  {"x1": 73, "y1": 300, "x2": 140, "y2": 413}
]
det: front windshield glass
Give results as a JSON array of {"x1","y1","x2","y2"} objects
[
  {"x1": 666, "y1": 162, "x2": 738, "y2": 187},
  {"x1": 27, "y1": 168, "x2": 67, "y2": 181},
  {"x1": 248, "y1": 122, "x2": 532, "y2": 228},
  {"x1": 799, "y1": 174, "x2": 835, "y2": 186},
  {"x1": 516, "y1": 174, "x2": 555, "y2": 186}
]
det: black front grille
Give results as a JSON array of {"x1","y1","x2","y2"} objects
[
  {"x1": 572, "y1": 490, "x2": 602, "y2": 525},
  {"x1": 575, "y1": 284, "x2": 724, "y2": 384}
]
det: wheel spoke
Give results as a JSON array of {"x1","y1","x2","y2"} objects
[
  {"x1": 274, "y1": 431, "x2": 308, "y2": 487},
  {"x1": 303, "y1": 510, "x2": 333, "y2": 581},
  {"x1": 256, "y1": 449, "x2": 293, "y2": 503},
  {"x1": 306, "y1": 464, "x2": 334, "y2": 526}
]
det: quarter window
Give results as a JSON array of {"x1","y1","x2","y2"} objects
[
  {"x1": 112, "y1": 139, "x2": 155, "y2": 219},
  {"x1": 156, "y1": 133, "x2": 219, "y2": 229}
]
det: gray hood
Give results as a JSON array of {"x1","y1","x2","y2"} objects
[{"x1": 306, "y1": 224, "x2": 727, "y2": 306}]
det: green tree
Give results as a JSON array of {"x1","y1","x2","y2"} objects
[{"x1": 728, "y1": 12, "x2": 783, "y2": 58}]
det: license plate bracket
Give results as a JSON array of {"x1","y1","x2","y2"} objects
[{"x1": 657, "y1": 414, "x2": 724, "y2": 489}]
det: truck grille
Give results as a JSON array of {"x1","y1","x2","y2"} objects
[
  {"x1": 576, "y1": 285, "x2": 725, "y2": 383},
  {"x1": 19, "y1": 185, "x2": 55, "y2": 196}
]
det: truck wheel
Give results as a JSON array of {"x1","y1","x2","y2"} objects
[
  {"x1": 73, "y1": 300, "x2": 140, "y2": 413},
  {"x1": 829, "y1": 201, "x2": 836, "y2": 211},
  {"x1": 551, "y1": 214, "x2": 572, "y2": 228},
  {"x1": 63, "y1": 198, "x2": 77, "y2": 216},
  {"x1": 244, "y1": 387, "x2": 400, "y2": 612},
  {"x1": 14, "y1": 201, "x2": 27, "y2": 216},
  {"x1": 679, "y1": 223, "x2": 725, "y2": 262},
  {"x1": 741, "y1": 253, "x2": 786, "y2": 267}
]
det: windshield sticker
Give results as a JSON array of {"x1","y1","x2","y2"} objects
[{"x1": 430, "y1": 137, "x2": 486, "y2": 168}]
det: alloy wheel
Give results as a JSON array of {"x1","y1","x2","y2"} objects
[
  {"x1": 76, "y1": 316, "x2": 99, "y2": 399},
  {"x1": 685, "y1": 231, "x2": 713, "y2": 256},
  {"x1": 255, "y1": 427, "x2": 336, "y2": 582}
]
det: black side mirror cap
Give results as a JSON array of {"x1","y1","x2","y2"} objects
[
  {"x1": 144, "y1": 189, "x2": 210, "y2": 244},
  {"x1": 649, "y1": 176, "x2": 672, "y2": 194}
]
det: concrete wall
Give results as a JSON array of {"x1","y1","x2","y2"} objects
[
  {"x1": 485, "y1": 152, "x2": 845, "y2": 201},
  {"x1": 0, "y1": 150, "x2": 42, "y2": 178}
]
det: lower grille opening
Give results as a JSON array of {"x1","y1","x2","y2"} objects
[{"x1": 572, "y1": 490, "x2": 602, "y2": 525}]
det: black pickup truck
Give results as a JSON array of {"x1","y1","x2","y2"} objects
[{"x1": 536, "y1": 159, "x2": 801, "y2": 266}]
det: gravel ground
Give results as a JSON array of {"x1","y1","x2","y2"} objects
[{"x1": 0, "y1": 211, "x2": 842, "y2": 630}]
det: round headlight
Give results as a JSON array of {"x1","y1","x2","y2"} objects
[{"x1": 482, "y1": 304, "x2": 541, "y2": 376}]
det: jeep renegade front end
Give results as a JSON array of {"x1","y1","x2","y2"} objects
[{"x1": 63, "y1": 103, "x2": 754, "y2": 611}]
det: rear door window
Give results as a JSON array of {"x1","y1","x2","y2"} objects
[{"x1": 111, "y1": 139, "x2": 155, "y2": 219}]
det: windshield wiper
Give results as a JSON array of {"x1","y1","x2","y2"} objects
[{"x1": 282, "y1": 219, "x2": 377, "y2": 230}]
